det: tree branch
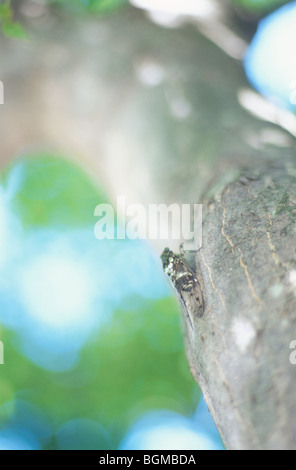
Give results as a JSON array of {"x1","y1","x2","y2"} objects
[{"x1": 182, "y1": 163, "x2": 296, "y2": 450}]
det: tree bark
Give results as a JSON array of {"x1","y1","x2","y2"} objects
[{"x1": 183, "y1": 162, "x2": 296, "y2": 450}]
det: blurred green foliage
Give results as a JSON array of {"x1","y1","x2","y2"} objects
[
  {"x1": 0, "y1": 155, "x2": 198, "y2": 449},
  {"x1": 0, "y1": 154, "x2": 108, "y2": 228},
  {"x1": 0, "y1": 0, "x2": 126, "y2": 38},
  {"x1": 1, "y1": 298, "x2": 197, "y2": 449},
  {"x1": 0, "y1": 1, "x2": 26, "y2": 38},
  {"x1": 51, "y1": 0, "x2": 126, "y2": 14},
  {"x1": 231, "y1": 0, "x2": 289, "y2": 14},
  {"x1": 0, "y1": 0, "x2": 291, "y2": 39}
]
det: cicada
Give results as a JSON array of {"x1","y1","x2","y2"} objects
[{"x1": 161, "y1": 248, "x2": 204, "y2": 329}]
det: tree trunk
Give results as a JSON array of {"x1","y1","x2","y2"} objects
[{"x1": 183, "y1": 162, "x2": 296, "y2": 450}]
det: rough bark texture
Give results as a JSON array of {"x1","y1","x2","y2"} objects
[{"x1": 184, "y1": 163, "x2": 296, "y2": 450}]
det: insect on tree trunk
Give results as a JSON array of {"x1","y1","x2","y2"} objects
[
  {"x1": 1, "y1": 4, "x2": 296, "y2": 450},
  {"x1": 163, "y1": 163, "x2": 296, "y2": 450}
]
